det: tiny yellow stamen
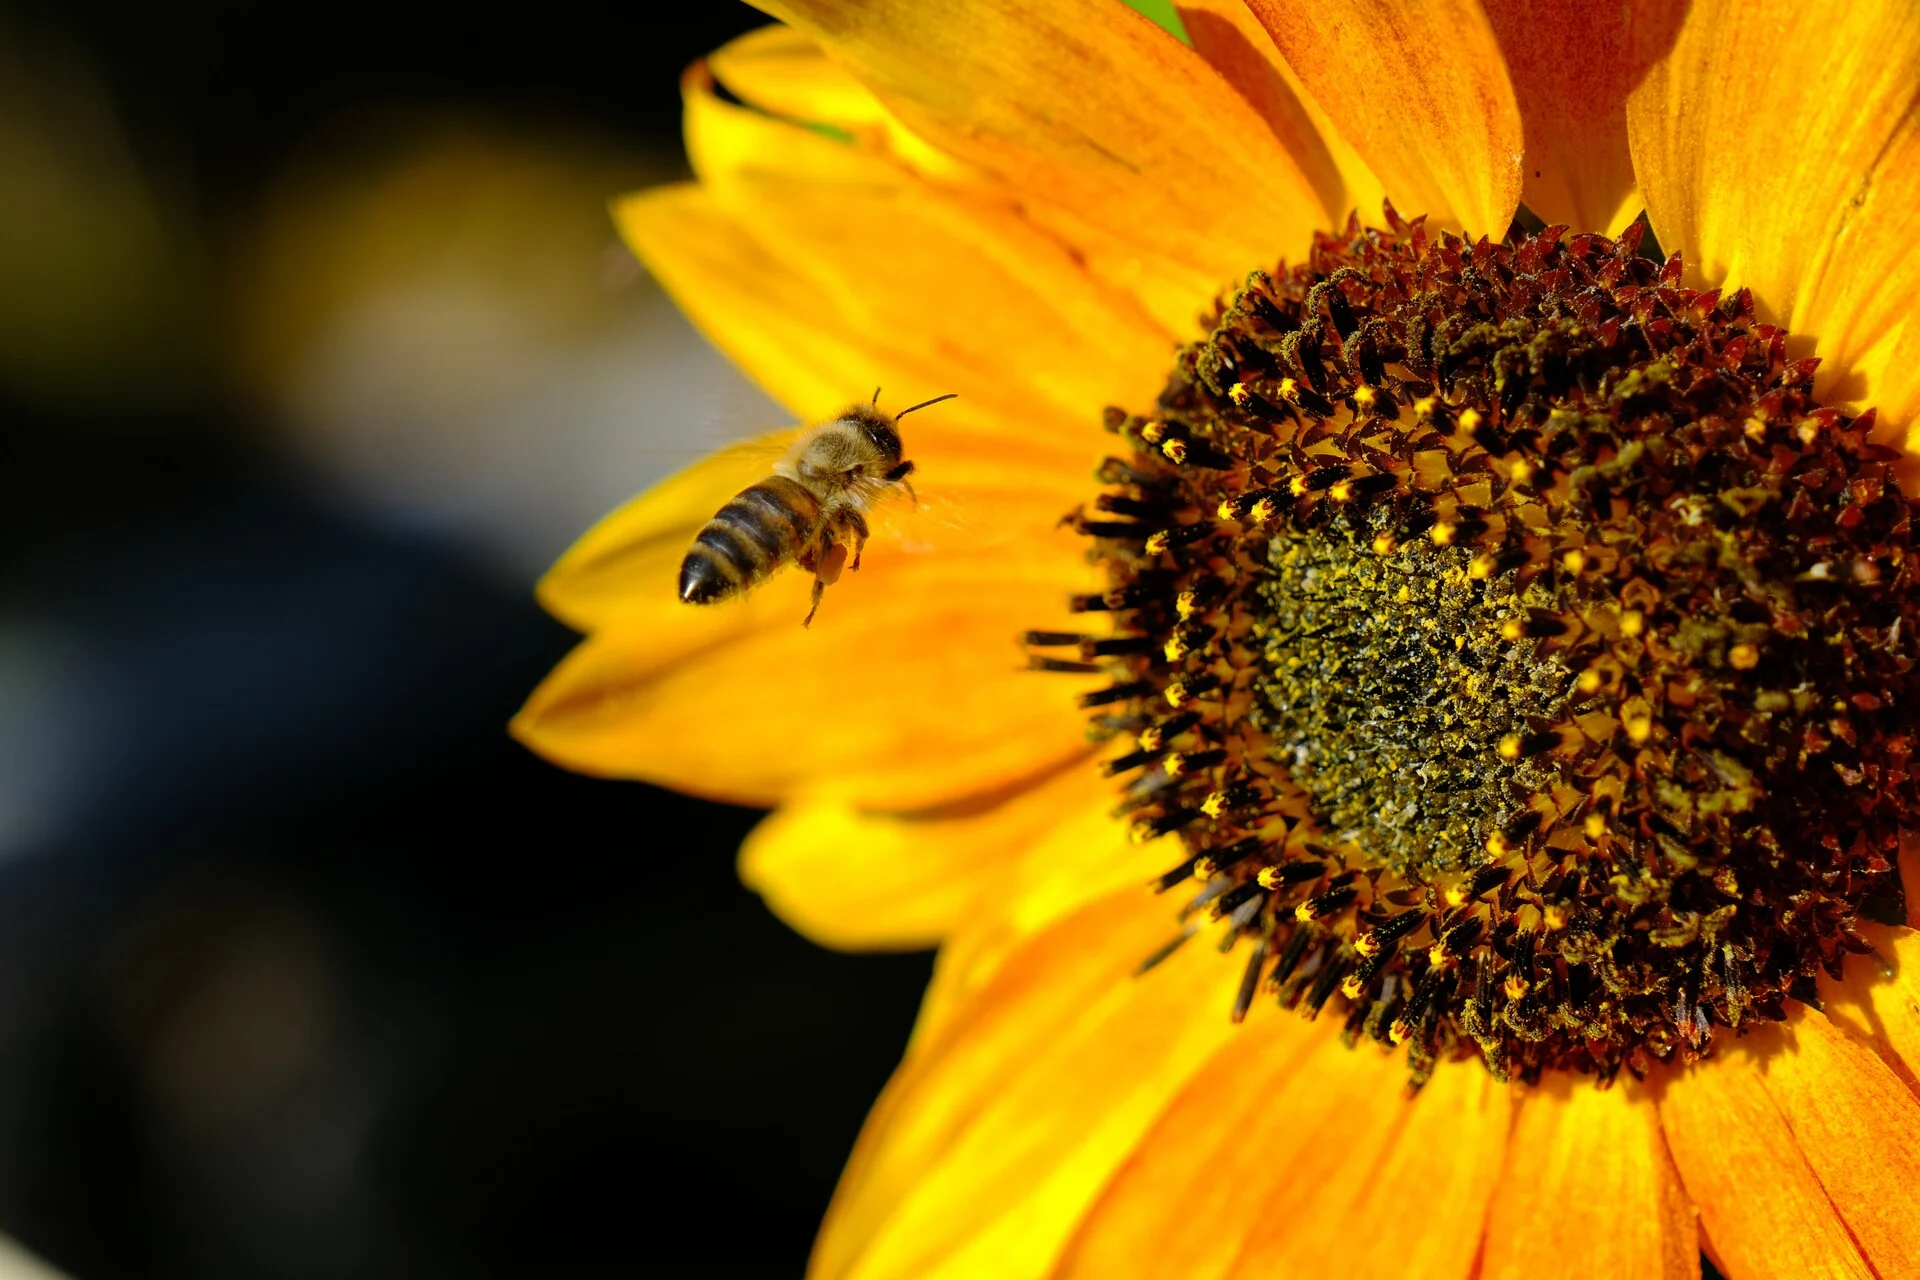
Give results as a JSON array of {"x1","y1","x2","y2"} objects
[
  {"x1": 1175, "y1": 591, "x2": 1198, "y2": 620},
  {"x1": 1255, "y1": 866, "x2": 1283, "y2": 889},
  {"x1": 1620, "y1": 609, "x2": 1644, "y2": 637},
  {"x1": 1500, "y1": 618, "x2": 1525, "y2": 642},
  {"x1": 1352, "y1": 385, "x2": 1376, "y2": 409},
  {"x1": 1458, "y1": 408, "x2": 1483, "y2": 433},
  {"x1": 1388, "y1": 1017, "x2": 1413, "y2": 1045},
  {"x1": 1503, "y1": 974, "x2": 1530, "y2": 1000},
  {"x1": 1164, "y1": 681, "x2": 1189, "y2": 707},
  {"x1": 1743, "y1": 415, "x2": 1768, "y2": 441},
  {"x1": 1509, "y1": 458, "x2": 1535, "y2": 485},
  {"x1": 1562, "y1": 549, "x2": 1586, "y2": 573},
  {"x1": 1229, "y1": 382, "x2": 1252, "y2": 407},
  {"x1": 1430, "y1": 521, "x2": 1457, "y2": 546},
  {"x1": 1484, "y1": 831, "x2": 1510, "y2": 858},
  {"x1": 1163, "y1": 634, "x2": 1189, "y2": 662},
  {"x1": 1292, "y1": 901, "x2": 1316, "y2": 923},
  {"x1": 1340, "y1": 973, "x2": 1367, "y2": 998},
  {"x1": 1162, "y1": 439, "x2": 1188, "y2": 464},
  {"x1": 1584, "y1": 812, "x2": 1607, "y2": 839},
  {"x1": 1497, "y1": 733, "x2": 1523, "y2": 760},
  {"x1": 1414, "y1": 395, "x2": 1437, "y2": 419},
  {"x1": 1542, "y1": 904, "x2": 1568, "y2": 931},
  {"x1": 1353, "y1": 931, "x2": 1381, "y2": 958},
  {"x1": 1137, "y1": 727, "x2": 1164, "y2": 753},
  {"x1": 1200, "y1": 790, "x2": 1228, "y2": 818},
  {"x1": 1289, "y1": 475, "x2": 1309, "y2": 497},
  {"x1": 1468, "y1": 553, "x2": 1497, "y2": 580},
  {"x1": 1427, "y1": 941, "x2": 1453, "y2": 967},
  {"x1": 1140, "y1": 420, "x2": 1166, "y2": 444},
  {"x1": 1575, "y1": 669, "x2": 1604, "y2": 694},
  {"x1": 1730, "y1": 642, "x2": 1759, "y2": 670},
  {"x1": 1372, "y1": 533, "x2": 1396, "y2": 555},
  {"x1": 1329, "y1": 479, "x2": 1354, "y2": 502},
  {"x1": 1217, "y1": 497, "x2": 1239, "y2": 521},
  {"x1": 1144, "y1": 530, "x2": 1171, "y2": 555},
  {"x1": 1444, "y1": 880, "x2": 1471, "y2": 908}
]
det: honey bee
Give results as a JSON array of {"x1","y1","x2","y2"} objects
[{"x1": 679, "y1": 391, "x2": 955, "y2": 625}]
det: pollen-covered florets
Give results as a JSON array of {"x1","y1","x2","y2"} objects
[{"x1": 1030, "y1": 210, "x2": 1915, "y2": 1086}]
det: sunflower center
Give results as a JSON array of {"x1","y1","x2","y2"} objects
[{"x1": 1031, "y1": 212, "x2": 1914, "y2": 1086}]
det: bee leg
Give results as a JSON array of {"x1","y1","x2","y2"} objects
[
  {"x1": 845, "y1": 510, "x2": 870, "y2": 571},
  {"x1": 804, "y1": 541, "x2": 849, "y2": 628}
]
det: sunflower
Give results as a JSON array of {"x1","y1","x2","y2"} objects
[{"x1": 514, "y1": 1, "x2": 1920, "y2": 1275}]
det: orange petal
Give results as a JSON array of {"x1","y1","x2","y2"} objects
[
  {"x1": 1624, "y1": 1, "x2": 1920, "y2": 427},
  {"x1": 1660, "y1": 1057, "x2": 1873, "y2": 1280},
  {"x1": 810, "y1": 887, "x2": 1248, "y2": 1280},
  {"x1": 1243, "y1": 0, "x2": 1523, "y2": 236},
  {"x1": 513, "y1": 520, "x2": 1100, "y2": 811},
  {"x1": 1818, "y1": 923, "x2": 1920, "y2": 1097},
  {"x1": 1173, "y1": 0, "x2": 1384, "y2": 222},
  {"x1": 1480, "y1": 0, "x2": 1651, "y2": 235},
  {"x1": 1050, "y1": 1013, "x2": 1347, "y2": 1280},
  {"x1": 737, "y1": 756, "x2": 1106, "y2": 952},
  {"x1": 1225, "y1": 1055, "x2": 1510, "y2": 1279},
  {"x1": 751, "y1": 0, "x2": 1333, "y2": 282},
  {"x1": 1480, "y1": 1075, "x2": 1698, "y2": 1280},
  {"x1": 1755, "y1": 1008, "x2": 1920, "y2": 1276}
]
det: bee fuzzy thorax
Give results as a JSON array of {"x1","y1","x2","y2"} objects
[{"x1": 677, "y1": 392, "x2": 951, "y2": 626}]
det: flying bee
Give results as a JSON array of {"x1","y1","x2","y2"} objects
[{"x1": 678, "y1": 391, "x2": 956, "y2": 626}]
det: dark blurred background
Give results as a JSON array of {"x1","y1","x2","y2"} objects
[{"x1": 0, "y1": 2, "x2": 935, "y2": 1276}]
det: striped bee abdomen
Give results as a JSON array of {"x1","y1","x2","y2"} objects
[{"x1": 679, "y1": 476, "x2": 824, "y2": 605}]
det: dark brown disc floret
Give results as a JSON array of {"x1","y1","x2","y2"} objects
[{"x1": 1029, "y1": 208, "x2": 1915, "y2": 1087}]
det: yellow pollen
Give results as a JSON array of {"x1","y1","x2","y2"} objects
[
  {"x1": 1140, "y1": 420, "x2": 1166, "y2": 444},
  {"x1": 1193, "y1": 858, "x2": 1218, "y2": 880},
  {"x1": 1293, "y1": 901, "x2": 1316, "y2": 923},
  {"x1": 1562, "y1": 549, "x2": 1586, "y2": 573},
  {"x1": 1497, "y1": 733, "x2": 1523, "y2": 760},
  {"x1": 1162, "y1": 439, "x2": 1188, "y2": 464},
  {"x1": 1503, "y1": 974, "x2": 1530, "y2": 1000},
  {"x1": 1340, "y1": 972, "x2": 1367, "y2": 999},
  {"x1": 1485, "y1": 831, "x2": 1510, "y2": 857},
  {"x1": 1255, "y1": 866, "x2": 1283, "y2": 889},
  {"x1": 1137, "y1": 727, "x2": 1164, "y2": 752},
  {"x1": 1468, "y1": 553, "x2": 1497, "y2": 580},
  {"x1": 1279, "y1": 377, "x2": 1299, "y2": 398},
  {"x1": 1200, "y1": 790, "x2": 1228, "y2": 817},
  {"x1": 1575, "y1": 669, "x2": 1604, "y2": 694},
  {"x1": 1129, "y1": 820, "x2": 1155, "y2": 844},
  {"x1": 1584, "y1": 811, "x2": 1607, "y2": 839},
  {"x1": 1414, "y1": 395, "x2": 1437, "y2": 419},
  {"x1": 1542, "y1": 904, "x2": 1568, "y2": 931},
  {"x1": 1743, "y1": 415, "x2": 1768, "y2": 441},
  {"x1": 1797, "y1": 417, "x2": 1821, "y2": 445},
  {"x1": 1372, "y1": 533, "x2": 1396, "y2": 555},
  {"x1": 1509, "y1": 458, "x2": 1535, "y2": 485},
  {"x1": 1444, "y1": 880, "x2": 1471, "y2": 907},
  {"x1": 1500, "y1": 618, "x2": 1525, "y2": 642},
  {"x1": 1217, "y1": 498, "x2": 1239, "y2": 521},
  {"x1": 1175, "y1": 591, "x2": 1198, "y2": 620},
  {"x1": 1620, "y1": 609, "x2": 1645, "y2": 637},
  {"x1": 1353, "y1": 385, "x2": 1376, "y2": 408},
  {"x1": 1458, "y1": 408, "x2": 1483, "y2": 433},
  {"x1": 1353, "y1": 932, "x2": 1381, "y2": 957},
  {"x1": 1164, "y1": 635, "x2": 1189, "y2": 662},
  {"x1": 1329, "y1": 479, "x2": 1354, "y2": 502},
  {"x1": 1144, "y1": 531, "x2": 1171, "y2": 555},
  {"x1": 1427, "y1": 941, "x2": 1453, "y2": 967},
  {"x1": 1388, "y1": 1017, "x2": 1413, "y2": 1045},
  {"x1": 1289, "y1": 475, "x2": 1309, "y2": 497},
  {"x1": 1228, "y1": 382, "x2": 1251, "y2": 406},
  {"x1": 1163, "y1": 752, "x2": 1189, "y2": 775},
  {"x1": 1623, "y1": 711, "x2": 1653, "y2": 746},
  {"x1": 1164, "y1": 681, "x2": 1189, "y2": 707},
  {"x1": 1430, "y1": 521, "x2": 1457, "y2": 546},
  {"x1": 1249, "y1": 497, "x2": 1276, "y2": 523},
  {"x1": 1730, "y1": 642, "x2": 1760, "y2": 670}
]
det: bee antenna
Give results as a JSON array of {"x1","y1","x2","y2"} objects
[
  {"x1": 872, "y1": 386, "x2": 882, "y2": 405},
  {"x1": 894, "y1": 392, "x2": 958, "y2": 420}
]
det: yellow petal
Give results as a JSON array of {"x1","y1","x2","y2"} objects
[
  {"x1": 811, "y1": 887, "x2": 1246, "y2": 1280},
  {"x1": 750, "y1": 0, "x2": 1333, "y2": 280},
  {"x1": 1224, "y1": 1055, "x2": 1510, "y2": 1280},
  {"x1": 908, "y1": 778, "x2": 1173, "y2": 1049},
  {"x1": 1625, "y1": 0, "x2": 1920, "y2": 429},
  {"x1": 1660, "y1": 1057, "x2": 1874, "y2": 1280},
  {"x1": 737, "y1": 757, "x2": 1105, "y2": 952},
  {"x1": 1755, "y1": 1009, "x2": 1920, "y2": 1276},
  {"x1": 513, "y1": 521, "x2": 1099, "y2": 811},
  {"x1": 655, "y1": 67, "x2": 1181, "y2": 436},
  {"x1": 1243, "y1": 0, "x2": 1523, "y2": 236},
  {"x1": 1819, "y1": 923, "x2": 1920, "y2": 1096},
  {"x1": 1173, "y1": 0, "x2": 1385, "y2": 222},
  {"x1": 1481, "y1": 1075, "x2": 1698, "y2": 1280},
  {"x1": 1480, "y1": 0, "x2": 1648, "y2": 234},
  {"x1": 1051, "y1": 1013, "x2": 1348, "y2": 1280}
]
